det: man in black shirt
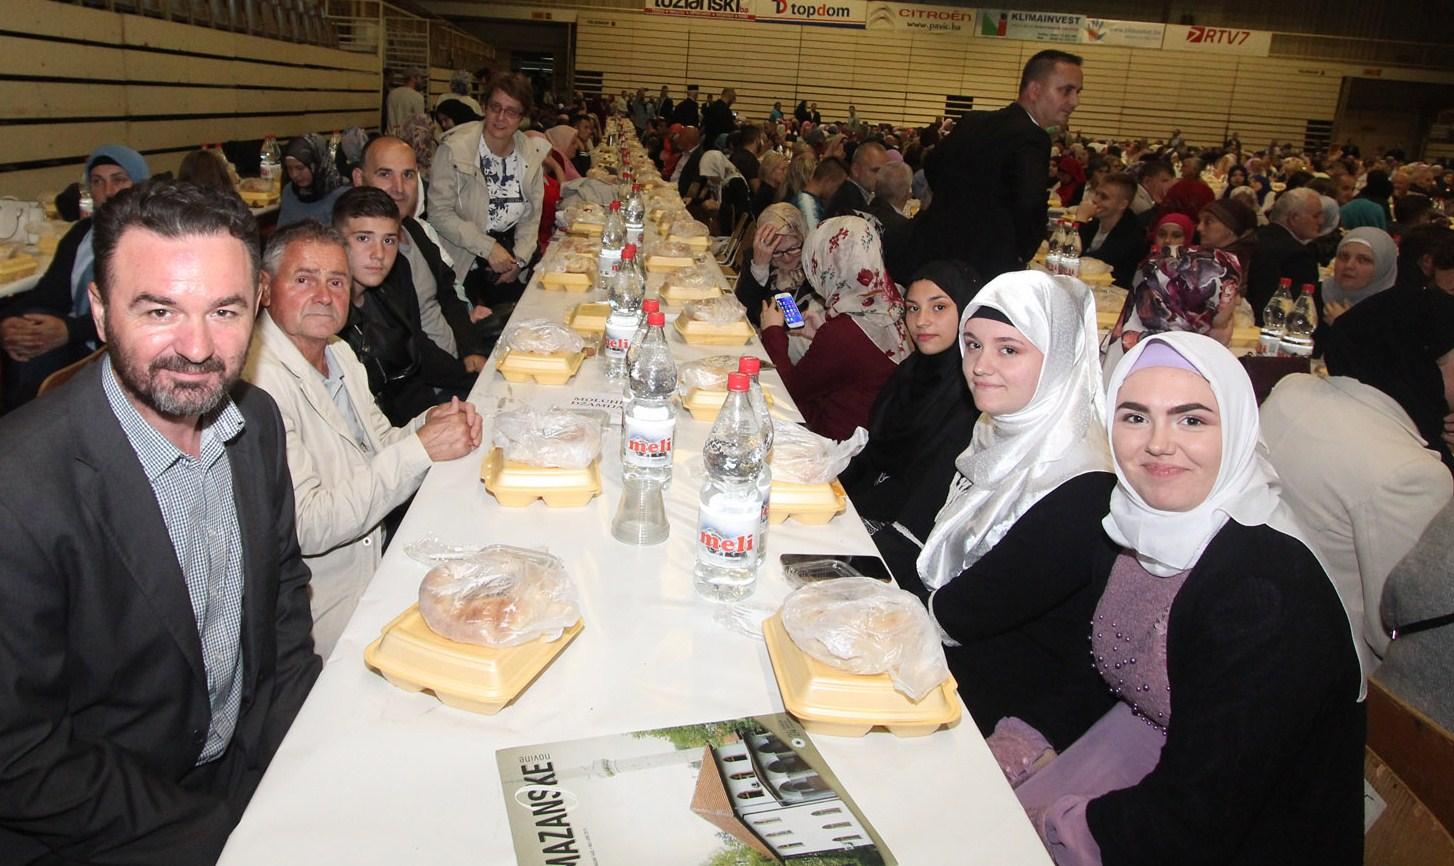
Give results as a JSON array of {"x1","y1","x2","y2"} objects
[
  {"x1": 332, "y1": 188, "x2": 473, "y2": 425},
  {"x1": 672, "y1": 84, "x2": 701, "y2": 127},
  {"x1": 702, "y1": 87, "x2": 737, "y2": 150}
]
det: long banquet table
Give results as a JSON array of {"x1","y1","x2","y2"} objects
[{"x1": 218, "y1": 204, "x2": 1052, "y2": 866}]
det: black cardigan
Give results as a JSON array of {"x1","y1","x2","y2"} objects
[
  {"x1": 924, "y1": 471, "x2": 1121, "y2": 749},
  {"x1": 1084, "y1": 522, "x2": 1364, "y2": 866}
]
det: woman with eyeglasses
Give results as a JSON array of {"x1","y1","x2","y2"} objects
[
  {"x1": 735, "y1": 203, "x2": 818, "y2": 331},
  {"x1": 428, "y1": 72, "x2": 551, "y2": 311}
]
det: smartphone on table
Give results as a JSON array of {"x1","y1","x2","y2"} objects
[{"x1": 779, "y1": 553, "x2": 895, "y2": 588}]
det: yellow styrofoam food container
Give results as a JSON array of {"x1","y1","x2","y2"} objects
[
  {"x1": 365, "y1": 604, "x2": 583, "y2": 715},
  {"x1": 481, "y1": 448, "x2": 602, "y2": 508},
  {"x1": 762, "y1": 613, "x2": 960, "y2": 737}
]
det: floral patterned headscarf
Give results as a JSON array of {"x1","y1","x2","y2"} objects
[
  {"x1": 1108, "y1": 247, "x2": 1242, "y2": 352},
  {"x1": 803, "y1": 216, "x2": 911, "y2": 364}
]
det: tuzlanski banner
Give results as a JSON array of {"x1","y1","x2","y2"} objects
[
  {"x1": 642, "y1": 0, "x2": 753, "y2": 20},
  {"x1": 865, "y1": 2, "x2": 974, "y2": 35}
]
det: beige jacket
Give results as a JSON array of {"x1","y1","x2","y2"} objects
[
  {"x1": 243, "y1": 312, "x2": 432, "y2": 657},
  {"x1": 428, "y1": 121, "x2": 552, "y2": 283}
]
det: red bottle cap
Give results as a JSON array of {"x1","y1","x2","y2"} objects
[
  {"x1": 642, "y1": 298, "x2": 660, "y2": 313},
  {"x1": 622, "y1": 243, "x2": 637, "y2": 259},
  {"x1": 1300, "y1": 283, "x2": 1315, "y2": 294},
  {"x1": 611, "y1": 200, "x2": 621, "y2": 210},
  {"x1": 648, "y1": 311, "x2": 665, "y2": 327},
  {"x1": 738, "y1": 356, "x2": 761, "y2": 375},
  {"x1": 726, "y1": 372, "x2": 750, "y2": 392}
]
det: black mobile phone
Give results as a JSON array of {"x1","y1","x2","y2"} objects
[
  {"x1": 773, "y1": 291, "x2": 806, "y2": 330},
  {"x1": 779, "y1": 553, "x2": 895, "y2": 587}
]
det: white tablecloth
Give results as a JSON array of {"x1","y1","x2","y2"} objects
[{"x1": 219, "y1": 230, "x2": 1051, "y2": 866}]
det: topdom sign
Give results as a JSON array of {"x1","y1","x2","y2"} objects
[{"x1": 753, "y1": 0, "x2": 867, "y2": 27}]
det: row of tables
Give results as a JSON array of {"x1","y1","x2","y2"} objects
[{"x1": 218, "y1": 136, "x2": 1050, "y2": 864}]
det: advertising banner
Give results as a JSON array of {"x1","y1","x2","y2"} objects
[
  {"x1": 1161, "y1": 23, "x2": 1272, "y2": 56},
  {"x1": 753, "y1": 0, "x2": 868, "y2": 28},
  {"x1": 976, "y1": 8, "x2": 1083, "y2": 43},
  {"x1": 642, "y1": 0, "x2": 753, "y2": 20},
  {"x1": 865, "y1": 1, "x2": 975, "y2": 35},
  {"x1": 1080, "y1": 18, "x2": 1165, "y2": 48}
]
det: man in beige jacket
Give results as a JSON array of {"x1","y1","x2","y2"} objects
[{"x1": 244, "y1": 221, "x2": 482, "y2": 656}]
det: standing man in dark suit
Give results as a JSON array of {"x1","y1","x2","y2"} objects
[
  {"x1": 701, "y1": 87, "x2": 737, "y2": 150},
  {"x1": 672, "y1": 83, "x2": 701, "y2": 127},
  {"x1": 0, "y1": 180, "x2": 320, "y2": 865},
  {"x1": 826, "y1": 141, "x2": 888, "y2": 220},
  {"x1": 912, "y1": 49, "x2": 1083, "y2": 279}
]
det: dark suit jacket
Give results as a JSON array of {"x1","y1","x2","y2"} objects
[
  {"x1": 1247, "y1": 223, "x2": 1320, "y2": 325},
  {"x1": 0, "y1": 363, "x2": 320, "y2": 865},
  {"x1": 1079, "y1": 215, "x2": 1149, "y2": 289},
  {"x1": 671, "y1": 99, "x2": 699, "y2": 128},
  {"x1": 0, "y1": 218, "x2": 98, "y2": 349},
  {"x1": 701, "y1": 99, "x2": 734, "y2": 147},
  {"x1": 913, "y1": 103, "x2": 1050, "y2": 279},
  {"x1": 825, "y1": 179, "x2": 871, "y2": 220}
]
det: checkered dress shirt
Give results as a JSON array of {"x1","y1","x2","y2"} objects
[{"x1": 100, "y1": 355, "x2": 246, "y2": 765}]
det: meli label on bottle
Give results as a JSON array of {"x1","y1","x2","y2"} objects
[
  {"x1": 695, "y1": 492, "x2": 763, "y2": 570},
  {"x1": 598, "y1": 249, "x2": 622, "y2": 280},
  {"x1": 604, "y1": 315, "x2": 634, "y2": 362},
  {"x1": 623, "y1": 412, "x2": 675, "y2": 468}
]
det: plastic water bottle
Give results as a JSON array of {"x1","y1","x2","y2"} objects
[
  {"x1": 1259, "y1": 277, "x2": 1294, "y2": 355},
  {"x1": 604, "y1": 243, "x2": 644, "y2": 381},
  {"x1": 259, "y1": 135, "x2": 282, "y2": 195},
  {"x1": 623, "y1": 183, "x2": 646, "y2": 246},
  {"x1": 597, "y1": 200, "x2": 626, "y2": 284},
  {"x1": 327, "y1": 130, "x2": 341, "y2": 163},
  {"x1": 78, "y1": 187, "x2": 93, "y2": 219},
  {"x1": 627, "y1": 298, "x2": 662, "y2": 370},
  {"x1": 1279, "y1": 283, "x2": 1318, "y2": 358},
  {"x1": 739, "y1": 356, "x2": 773, "y2": 559},
  {"x1": 622, "y1": 312, "x2": 677, "y2": 485},
  {"x1": 694, "y1": 372, "x2": 767, "y2": 601},
  {"x1": 1062, "y1": 222, "x2": 1083, "y2": 278},
  {"x1": 1046, "y1": 220, "x2": 1066, "y2": 275}
]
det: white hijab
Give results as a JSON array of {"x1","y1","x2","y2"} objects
[
  {"x1": 917, "y1": 271, "x2": 1111, "y2": 590},
  {"x1": 1103, "y1": 331, "x2": 1364, "y2": 697}
]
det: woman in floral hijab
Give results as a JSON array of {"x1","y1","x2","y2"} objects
[
  {"x1": 1102, "y1": 247, "x2": 1243, "y2": 374},
  {"x1": 759, "y1": 216, "x2": 910, "y2": 439}
]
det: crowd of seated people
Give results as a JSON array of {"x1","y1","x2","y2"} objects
[{"x1": 5, "y1": 46, "x2": 1454, "y2": 866}]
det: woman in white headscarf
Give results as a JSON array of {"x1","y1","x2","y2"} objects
[
  {"x1": 909, "y1": 270, "x2": 1115, "y2": 746},
  {"x1": 991, "y1": 332, "x2": 1363, "y2": 866},
  {"x1": 698, "y1": 149, "x2": 751, "y2": 237},
  {"x1": 1321, "y1": 226, "x2": 1398, "y2": 323}
]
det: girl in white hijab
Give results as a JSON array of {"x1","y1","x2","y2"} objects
[
  {"x1": 917, "y1": 271, "x2": 1110, "y2": 591},
  {"x1": 913, "y1": 270, "x2": 1116, "y2": 746},
  {"x1": 995, "y1": 332, "x2": 1363, "y2": 866}
]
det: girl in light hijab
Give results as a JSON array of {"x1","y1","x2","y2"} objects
[
  {"x1": 759, "y1": 216, "x2": 909, "y2": 440},
  {"x1": 993, "y1": 332, "x2": 1363, "y2": 866},
  {"x1": 543, "y1": 125, "x2": 583, "y2": 181},
  {"x1": 279, "y1": 133, "x2": 349, "y2": 227},
  {"x1": 916, "y1": 271, "x2": 1116, "y2": 745},
  {"x1": 1321, "y1": 226, "x2": 1398, "y2": 323}
]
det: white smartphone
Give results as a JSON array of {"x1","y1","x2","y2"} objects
[{"x1": 773, "y1": 291, "x2": 806, "y2": 330}]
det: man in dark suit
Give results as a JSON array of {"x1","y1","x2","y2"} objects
[
  {"x1": 826, "y1": 141, "x2": 887, "y2": 220},
  {"x1": 0, "y1": 180, "x2": 320, "y2": 865},
  {"x1": 671, "y1": 83, "x2": 701, "y2": 127},
  {"x1": 912, "y1": 49, "x2": 1083, "y2": 279},
  {"x1": 701, "y1": 87, "x2": 737, "y2": 150},
  {"x1": 868, "y1": 161, "x2": 916, "y2": 282},
  {"x1": 1247, "y1": 187, "x2": 1324, "y2": 323},
  {"x1": 0, "y1": 145, "x2": 149, "y2": 411},
  {"x1": 1077, "y1": 173, "x2": 1149, "y2": 288}
]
